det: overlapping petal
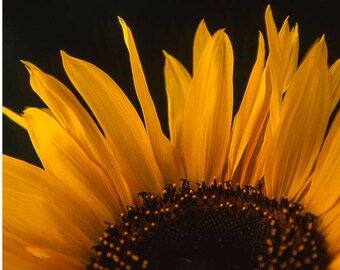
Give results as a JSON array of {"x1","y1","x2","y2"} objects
[
  {"x1": 330, "y1": 59, "x2": 340, "y2": 111},
  {"x1": 193, "y1": 19, "x2": 211, "y2": 73},
  {"x1": 23, "y1": 108, "x2": 125, "y2": 219},
  {"x1": 227, "y1": 32, "x2": 266, "y2": 183},
  {"x1": 4, "y1": 230, "x2": 84, "y2": 270},
  {"x1": 163, "y1": 51, "x2": 191, "y2": 152},
  {"x1": 21, "y1": 62, "x2": 114, "y2": 175},
  {"x1": 61, "y1": 51, "x2": 164, "y2": 195},
  {"x1": 304, "y1": 112, "x2": 340, "y2": 216},
  {"x1": 3, "y1": 155, "x2": 98, "y2": 267},
  {"x1": 265, "y1": 6, "x2": 299, "y2": 129},
  {"x1": 118, "y1": 18, "x2": 185, "y2": 184},
  {"x1": 265, "y1": 38, "x2": 332, "y2": 200},
  {"x1": 182, "y1": 29, "x2": 233, "y2": 182},
  {"x1": 3, "y1": 6, "x2": 339, "y2": 269}
]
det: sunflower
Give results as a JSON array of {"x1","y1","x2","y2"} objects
[{"x1": 3, "y1": 5, "x2": 340, "y2": 270}]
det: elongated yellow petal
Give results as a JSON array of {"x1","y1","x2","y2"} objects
[
  {"x1": 21, "y1": 61, "x2": 117, "y2": 180},
  {"x1": 265, "y1": 38, "x2": 332, "y2": 200},
  {"x1": 22, "y1": 61, "x2": 107, "y2": 161},
  {"x1": 3, "y1": 155, "x2": 98, "y2": 265},
  {"x1": 228, "y1": 32, "x2": 266, "y2": 179},
  {"x1": 61, "y1": 51, "x2": 164, "y2": 194},
  {"x1": 304, "y1": 112, "x2": 340, "y2": 216},
  {"x1": 279, "y1": 22, "x2": 299, "y2": 91},
  {"x1": 3, "y1": 106, "x2": 26, "y2": 129},
  {"x1": 163, "y1": 50, "x2": 191, "y2": 152},
  {"x1": 265, "y1": 6, "x2": 283, "y2": 128},
  {"x1": 330, "y1": 59, "x2": 340, "y2": 111},
  {"x1": 183, "y1": 30, "x2": 233, "y2": 182},
  {"x1": 4, "y1": 230, "x2": 84, "y2": 270},
  {"x1": 193, "y1": 19, "x2": 211, "y2": 73},
  {"x1": 23, "y1": 108, "x2": 126, "y2": 221},
  {"x1": 118, "y1": 17, "x2": 185, "y2": 183}
]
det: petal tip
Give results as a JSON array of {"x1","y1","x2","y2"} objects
[
  {"x1": 162, "y1": 50, "x2": 169, "y2": 58},
  {"x1": 118, "y1": 16, "x2": 127, "y2": 30},
  {"x1": 20, "y1": 60, "x2": 35, "y2": 73}
]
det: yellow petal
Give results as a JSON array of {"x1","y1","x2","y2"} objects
[
  {"x1": 22, "y1": 108, "x2": 126, "y2": 220},
  {"x1": 279, "y1": 22, "x2": 299, "y2": 90},
  {"x1": 61, "y1": 51, "x2": 164, "y2": 194},
  {"x1": 193, "y1": 19, "x2": 211, "y2": 73},
  {"x1": 265, "y1": 5, "x2": 283, "y2": 128},
  {"x1": 163, "y1": 50, "x2": 191, "y2": 151},
  {"x1": 21, "y1": 61, "x2": 117, "y2": 183},
  {"x1": 4, "y1": 230, "x2": 84, "y2": 270},
  {"x1": 329, "y1": 254, "x2": 340, "y2": 270},
  {"x1": 321, "y1": 204, "x2": 340, "y2": 257},
  {"x1": 183, "y1": 30, "x2": 233, "y2": 182},
  {"x1": 3, "y1": 106, "x2": 26, "y2": 129},
  {"x1": 304, "y1": 112, "x2": 340, "y2": 216},
  {"x1": 265, "y1": 38, "x2": 332, "y2": 200},
  {"x1": 265, "y1": 9, "x2": 299, "y2": 132},
  {"x1": 228, "y1": 32, "x2": 266, "y2": 179},
  {"x1": 118, "y1": 17, "x2": 185, "y2": 183},
  {"x1": 3, "y1": 155, "x2": 98, "y2": 265},
  {"x1": 265, "y1": 6, "x2": 282, "y2": 65},
  {"x1": 330, "y1": 59, "x2": 340, "y2": 111}
]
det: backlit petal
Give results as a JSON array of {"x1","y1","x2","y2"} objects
[
  {"x1": 321, "y1": 204, "x2": 340, "y2": 258},
  {"x1": 265, "y1": 38, "x2": 332, "y2": 200},
  {"x1": 329, "y1": 255, "x2": 340, "y2": 270},
  {"x1": 183, "y1": 30, "x2": 233, "y2": 182},
  {"x1": 61, "y1": 51, "x2": 164, "y2": 194},
  {"x1": 3, "y1": 155, "x2": 98, "y2": 265},
  {"x1": 330, "y1": 59, "x2": 340, "y2": 111},
  {"x1": 3, "y1": 107, "x2": 26, "y2": 129},
  {"x1": 163, "y1": 50, "x2": 191, "y2": 152},
  {"x1": 304, "y1": 112, "x2": 340, "y2": 215},
  {"x1": 119, "y1": 17, "x2": 185, "y2": 183},
  {"x1": 228, "y1": 32, "x2": 266, "y2": 180},
  {"x1": 278, "y1": 22, "x2": 299, "y2": 90},
  {"x1": 265, "y1": 6, "x2": 283, "y2": 128},
  {"x1": 23, "y1": 108, "x2": 125, "y2": 220},
  {"x1": 21, "y1": 61, "x2": 126, "y2": 193},
  {"x1": 4, "y1": 230, "x2": 84, "y2": 270},
  {"x1": 193, "y1": 19, "x2": 211, "y2": 73}
]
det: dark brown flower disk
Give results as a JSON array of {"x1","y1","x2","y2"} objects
[{"x1": 88, "y1": 180, "x2": 330, "y2": 270}]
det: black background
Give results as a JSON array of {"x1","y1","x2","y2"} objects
[{"x1": 3, "y1": 0, "x2": 339, "y2": 166}]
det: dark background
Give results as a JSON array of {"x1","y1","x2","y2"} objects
[{"x1": 3, "y1": 0, "x2": 339, "y2": 166}]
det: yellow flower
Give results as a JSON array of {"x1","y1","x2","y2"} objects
[{"x1": 3, "y1": 6, "x2": 340, "y2": 270}]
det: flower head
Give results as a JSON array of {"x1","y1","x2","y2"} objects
[{"x1": 3, "y1": 5, "x2": 340, "y2": 270}]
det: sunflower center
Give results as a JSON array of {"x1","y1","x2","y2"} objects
[{"x1": 88, "y1": 180, "x2": 330, "y2": 270}]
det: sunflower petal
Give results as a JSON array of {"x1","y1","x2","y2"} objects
[
  {"x1": 321, "y1": 203, "x2": 340, "y2": 259},
  {"x1": 228, "y1": 32, "x2": 266, "y2": 179},
  {"x1": 278, "y1": 22, "x2": 299, "y2": 90},
  {"x1": 118, "y1": 17, "x2": 185, "y2": 183},
  {"x1": 329, "y1": 254, "x2": 340, "y2": 270},
  {"x1": 304, "y1": 112, "x2": 340, "y2": 216},
  {"x1": 3, "y1": 106, "x2": 26, "y2": 129},
  {"x1": 22, "y1": 108, "x2": 126, "y2": 220},
  {"x1": 330, "y1": 59, "x2": 340, "y2": 111},
  {"x1": 4, "y1": 230, "x2": 84, "y2": 270},
  {"x1": 61, "y1": 51, "x2": 164, "y2": 194},
  {"x1": 265, "y1": 38, "x2": 332, "y2": 200},
  {"x1": 183, "y1": 30, "x2": 233, "y2": 182},
  {"x1": 3, "y1": 155, "x2": 98, "y2": 265},
  {"x1": 21, "y1": 61, "x2": 121, "y2": 184},
  {"x1": 265, "y1": 5, "x2": 283, "y2": 128},
  {"x1": 193, "y1": 19, "x2": 211, "y2": 73},
  {"x1": 163, "y1": 50, "x2": 191, "y2": 152}
]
